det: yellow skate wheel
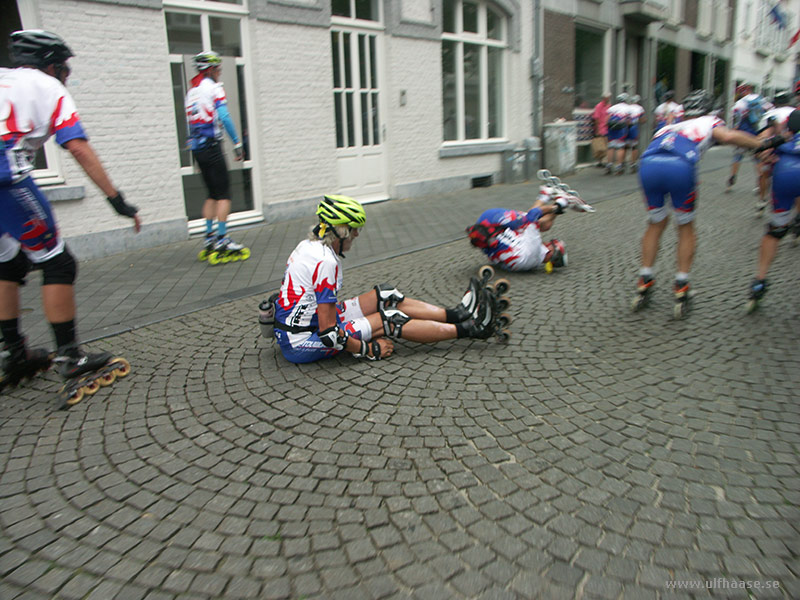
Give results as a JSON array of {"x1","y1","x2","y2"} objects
[
  {"x1": 545, "y1": 261, "x2": 554, "y2": 274},
  {"x1": 208, "y1": 252, "x2": 221, "y2": 266},
  {"x1": 83, "y1": 381, "x2": 101, "y2": 396},
  {"x1": 240, "y1": 248, "x2": 251, "y2": 260},
  {"x1": 479, "y1": 265, "x2": 495, "y2": 281},
  {"x1": 98, "y1": 372, "x2": 116, "y2": 387},
  {"x1": 64, "y1": 387, "x2": 85, "y2": 407},
  {"x1": 197, "y1": 249, "x2": 209, "y2": 261},
  {"x1": 112, "y1": 358, "x2": 131, "y2": 378},
  {"x1": 494, "y1": 278, "x2": 510, "y2": 296},
  {"x1": 221, "y1": 254, "x2": 232, "y2": 264}
]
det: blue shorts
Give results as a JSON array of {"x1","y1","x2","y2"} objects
[
  {"x1": 0, "y1": 177, "x2": 64, "y2": 263},
  {"x1": 626, "y1": 126, "x2": 639, "y2": 146},
  {"x1": 607, "y1": 126, "x2": 628, "y2": 148},
  {"x1": 771, "y1": 155, "x2": 800, "y2": 225},
  {"x1": 638, "y1": 153, "x2": 697, "y2": 224}
]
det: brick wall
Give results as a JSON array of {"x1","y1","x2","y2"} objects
[
  {"x1": 542, "y1": 9, "x2": 575, "y2": 124},
  {"x1": 39, "y1": 0, "x2": 185, "y2": 241}
]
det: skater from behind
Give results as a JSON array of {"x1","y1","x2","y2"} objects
[
  {"x1": 626, "y1": 94, "x2": 645, "y2": 173},
  {"x1": 726, "y1": 83, "x2": 768, "y2": 196},
  {"x1": 746, "y1": 108, "x2": 800, "y2": 311},
  {"x1": 632, "y1": 89, "x2": 784, "y2": 318},
  {"x1": 465, "y1": 178, "x2": 593, "y2": 273},
  {"x1": 653, "y1": 90, "x2": 682, "y2": 131},
  {"x1": 590, "y1": 92, "x2": 611, "y2": 167},
  {"x1": 0, "y1": 30, "x2": 140, "y2": 389},
  {"x1": 604, "y1": 93, "x2": 630, "y2": 175},
  {"x1": 272, "y1": 195, "x2": 504, "y2": 364},
  {"x1": 185, "y1": 51, "x2": 247, "y2": 262},
  {"x1": 754, "y1": 90, "x2": 797, "y2": 211}
]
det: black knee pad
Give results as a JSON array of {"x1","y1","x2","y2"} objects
[
  {"x1": 40, "y1": 248, "x2": 77, "y2": 285},
  {"x1": 0, "y1": 250, "x2": 31, "y2": 285},
  {"x1": 766, "y1": 223, "x2": 790, "y2": 239}
]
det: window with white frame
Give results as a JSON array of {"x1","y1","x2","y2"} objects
[
  {"x1": 441, "y1": 0, "x2": 507, "y2": 142},
  {"x1": 332, "y1": 0, "x2": 380, "y2": 21},
  {"x1": 754, "y1": 0, "x2": 793, "y2": 54}
]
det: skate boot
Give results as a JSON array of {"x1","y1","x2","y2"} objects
[
  {"x1": 631, "y1": 275, "x2": 654, "y2": 312},
  {"x1": 197, "y1": 233, "x2": 216, "y2": 261},
  {"x1": 604, "y1": 163, "x2": 613, "y2": 175},
  {"x1": 449, "y1": 276, "x2": 484, "y2": 322},
  {"x1": 629, "y1": 162, "x2": 639, "y2": 174},
  {"x1": 0, "y1": 339, "x2": 51, "y2": 393},
  {"x1": 462, "y1": 288, "x2": 512, "y2": 342},
  {"x1": 615, "y1": 164, "x2": 624, "y2": 176},
  {"x1": 745, "y1": 278, "x2": 768, "y2": 313},
  {"x1": 53, "y1": 344, "x2": 131, "y2": 409},
  {"x1": 208, "y1": 236, "x2": 251, "y2": 265},
  {"x1": 725, "y1": 174, "x2": 735, "y2": 193},
  {"x1": 755, "y1": 198, "x2": 768, "y2": 214},
  {"x1": 673, "y1": 279, "x2": 691, "y2": 319}
]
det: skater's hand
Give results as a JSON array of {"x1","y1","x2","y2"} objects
[
  {"x1": 233, "y1": 143, "x2": 244, "y2": 162},
  {"x1": 374, "y1": 338, "x2": 394, "y2": 359},
  {"x1": 132, "y1": 213, "x2": 142, "y2": 233}
]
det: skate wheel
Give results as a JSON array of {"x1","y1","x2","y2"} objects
[
  {"x1": 493, "y1": 278, "x2": 510, "y2": 296},
  {"x1": 83, "y1": 381, "x2": 101, "y2": 396},
  {"x1": 208, "y1": 252, "x2": 221, "y2": 266},
  {"x1": 745, "y1": 299, "x2": 759, "y2": 314},
  {"x1": 240, "y1": 248, "x2": 251, "y2": 260},
  {"x1": 673, "y1": 302, "x2": 686, "y2": 320},
  {"x1": 112, "y1": 358, "x2": 131, "y2": 378},
  {"x1": 478, "y1": 265, "x2": 495, "y2": 281},
  {"x1": 631, "y1": 295, "x2": 645, "y2": 312},
  {"x1": 221, "y1": 254, "x2": 232, "y2": 264},
  {"x1": 497, "y1": 296, "x2": 511, "y2": 312},
  {"x1": 98, "y1": 372, "x2": 116, "y2": 387},
  {"x1": 497, "y1": 313, "x2": 512, "y2": 329},
  {"x1": 64, "y1": 387, "x2": 85, "y2": 407},
  {"x1": 197, "y1": 250, "x2": 209, "y2": 261},
  {"x1": 496, "y1": 330, "x2": 512, "y2": 343},
  {"x1": 544, "y1": 261, "x2": 554, "y2": 274}
]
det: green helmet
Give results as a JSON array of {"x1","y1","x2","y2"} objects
[
  {"x1": 193, "y1": 51, "x2": 221, "y2": 71},
  {"x1": 316, "y1": 195, "x2": 366, "y2": 229}
]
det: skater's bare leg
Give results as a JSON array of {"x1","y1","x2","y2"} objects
[
  {"x1": 0, "y1": 281, "x2": 20, "y2": 320},
  {"x1": 42, "y1": 284, "x2": 75, "y2": 324},
  {"x1": 640, "y1": 218, "x2": 669, "y2": 268},
  {"x1": 203, "y1": 198, "x2": 231, "y2": 225},
  {"x1": 676, "y1": 222, "x2": 696, "y2": 274},
  {"x1": 755, "y1": 235, "x2": 779, "y2": 280},
  {"x1": 356, "y1": 291, "x2": 448, "y2": 323},
  {"x1": 366, "y1": 313, "x2": 456, "y2": 343}
]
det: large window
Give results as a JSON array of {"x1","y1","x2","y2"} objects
[{"x1": 442, "y1": 0, "x2": 507, "y2": 142}]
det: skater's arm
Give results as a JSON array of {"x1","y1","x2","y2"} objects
[
  {"x1": 318, "y1": 302, "x2": 389, "y2": 358},
  {"x1": 64, "y1": 139, "x2": 142, "y2": 232},
  {"x1": 712, "y1": 127, "x2": 764, "y2": 149}
]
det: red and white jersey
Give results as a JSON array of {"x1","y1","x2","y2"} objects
[
  {"x1": 654, "y1": 101, "x2": 683, "y2": 124},
  {"x1": 491, "y1": 226, "x2": 548, "y2": 271},
  {"x1": 647, "y1": 115, "x2": 725, "y2": 162},
  {"x1": 275, "y1": 239, "x2": 343, "y2": 333},
  {"x1": 185, "y1": 75, "x2": 227, "y2": 148},
  {"x1": 628, "y1": 103, "x2": 645, "y2": 125},
  {"x1": 758, "y1": 106, "x2": 795, "y2": 133},
  {"x1": 0, "y1": 67, "x2": 86, "y2": 185}
]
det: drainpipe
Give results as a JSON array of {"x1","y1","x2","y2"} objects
[{"x1": 531, "y1": 0, "x2": 542, "y2": 139}]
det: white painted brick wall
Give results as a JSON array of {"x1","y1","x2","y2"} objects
[{"x1": 38, "y1": 0, "x2": 185, "y2": 237}]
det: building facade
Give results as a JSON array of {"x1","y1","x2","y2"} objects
[{"x1": 5, "y1": 0, "x2": 798, "y2": 259}]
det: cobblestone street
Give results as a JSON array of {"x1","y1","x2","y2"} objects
[{"x1": 1, "y1": 153, "x2": 799, "y2": 599}]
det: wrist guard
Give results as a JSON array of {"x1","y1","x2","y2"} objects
[
  {"x1": 107, "y1": 192, "x2": 138, "y2": 218},
  {"x1": 352, "y1": 339, "x2": 382, "y2": 360},
  {"x1": 319, "y1": 326, "x2": 348, "y2": 351},
  {"x1": 754, "y1": 135, "x2": 785, "y2": 154},
  {"x1": 233, "y1": 143, "x2": 244, "y2": 160},
  {"x1": 553, "y1": 197, "x2": 568, "y2": 215}
]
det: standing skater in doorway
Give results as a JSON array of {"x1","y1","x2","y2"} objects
[{"x1": 185, "y1": 51, "x2": 249, "y2": 265}]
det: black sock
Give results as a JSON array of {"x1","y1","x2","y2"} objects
[
  {"x1": 455, "y1": 322, "x2": 470, "y2": 339},
  {"x1": 51, "y1": 320, "x2": 77, "y2": 350},
  {"x1": 0, "y1": 318, "x2": 23, "y2": 346},
  {"x1": 445, "y1": 307, "x2": 464, "y2": 323}
]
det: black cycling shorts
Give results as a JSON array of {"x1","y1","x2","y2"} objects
[{"x1": 193, "y1": 141, "x2": 230, "y2": 200}]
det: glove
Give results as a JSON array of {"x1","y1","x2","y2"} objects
[
  {"x1": 754, "y1": 135, "x2": 786, "y2": 154},
  {"x1": 107, "y1": 192, "x2": 138, "y2": 218},
  {"x1": 353, "y1": 339, "x2": 382, "y2": 360},
  {"x1": 233, "y1": 143, "x2": 244, "y2": 160},
  {"x1": 553, "y1": 196, "x2": 569, "y2": 215}
]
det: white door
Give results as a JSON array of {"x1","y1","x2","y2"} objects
[{"x1": 331, "y1": 28, "x2": 388, "y2": 203}]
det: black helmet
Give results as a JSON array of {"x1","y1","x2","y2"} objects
[
  {"x1": 772, "y1": 90, "x2": 793, "y2": 106},
  {"x1": 682, "y1": 89, "x2": 713, "y2": 118},
  {"x1": 9, "y1": 30, "x2": 73, "y2": 69},
  {"x1": 788, "y1": 109, "x2": 800, "y2": 134}
]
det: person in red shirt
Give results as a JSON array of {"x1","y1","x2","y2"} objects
[{"x1": 591, "y1": 93, "x2": 611, "y2": 166}]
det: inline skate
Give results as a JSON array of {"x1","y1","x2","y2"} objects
[
  {"x1": 462, "y1": 286, "x2": 512, "y2": 343},
  {"x1": 0, "y1": 339, "x2": 51, "y2": 393},
  {"x1": 53, "y1": 344, "x2": 131, "y2": 409},
  {"x1": 745, "y1": 279, "x2": 767, "y2": 314},
  {"x1": 631, "y1": 275, "x2": 655, "y2": 312},
  {"x1": 197, "y1": 233, "x2": 216, "y2": 261},
  {"x1": 673, "y1": 279, "x2": 692, "y2": 319},
  {"x1": 207, "y1": 236, "x2": 251, "y2": 265}
]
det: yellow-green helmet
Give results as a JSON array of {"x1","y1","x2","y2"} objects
[
  {"x1": 316, "y1": 195, "x2": 366, "y2": 229},
  {"x1": 194, "y1": 51, "x2": 222, "y2": 71}
]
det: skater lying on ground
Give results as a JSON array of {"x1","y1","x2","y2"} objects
[
  {"x1": 466, "y1": 171, "x2": 594, "y2": 273},
  {"x1": 632, "y1": 89, "x2": 787, "y2": 319},
  {"x1": 270, "y1": 195, "x2": 506, "y2": 364},
  {"x1": 1, "y1": 30, "x2": 139, "y2": 395},
  {"x1": 746, "y1": 108, "x2": 800, "y2": 312}
]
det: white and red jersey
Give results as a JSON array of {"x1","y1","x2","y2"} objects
[
  {"x1": 0, "y1": 67, "x2": 86, "y2": 185},
  {"x1": 645, "y1": 115, "x2": 725, "y2": 163},
  {"x1": 185, "y1": 75, "x2": 228, "y2": 150},
  {"x1": 654, "y1": 101, "x2": 683, "y2": 127},
  {"x1": 758, "y1": 106, "x2": 795, "y2": 133},
  {"x1": 275, "y1": 239, "x2": 343, "y2": 334},
  {"x1": 606, "y1": 102, "x2": 630, "y2": 130},
  {"x1": 628, "y1": 103, "x2": 645, "y2": 126},
  {"x1": 475, "y1": 208, "x2": 548, "y2": 271}
]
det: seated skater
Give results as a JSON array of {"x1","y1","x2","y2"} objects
[
  {"x1": 466, "y1": 179, "x2": 592, "y2": 272},
  {"x1": 272, "y1": 195, "x2": 502, "y2": 363}
]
